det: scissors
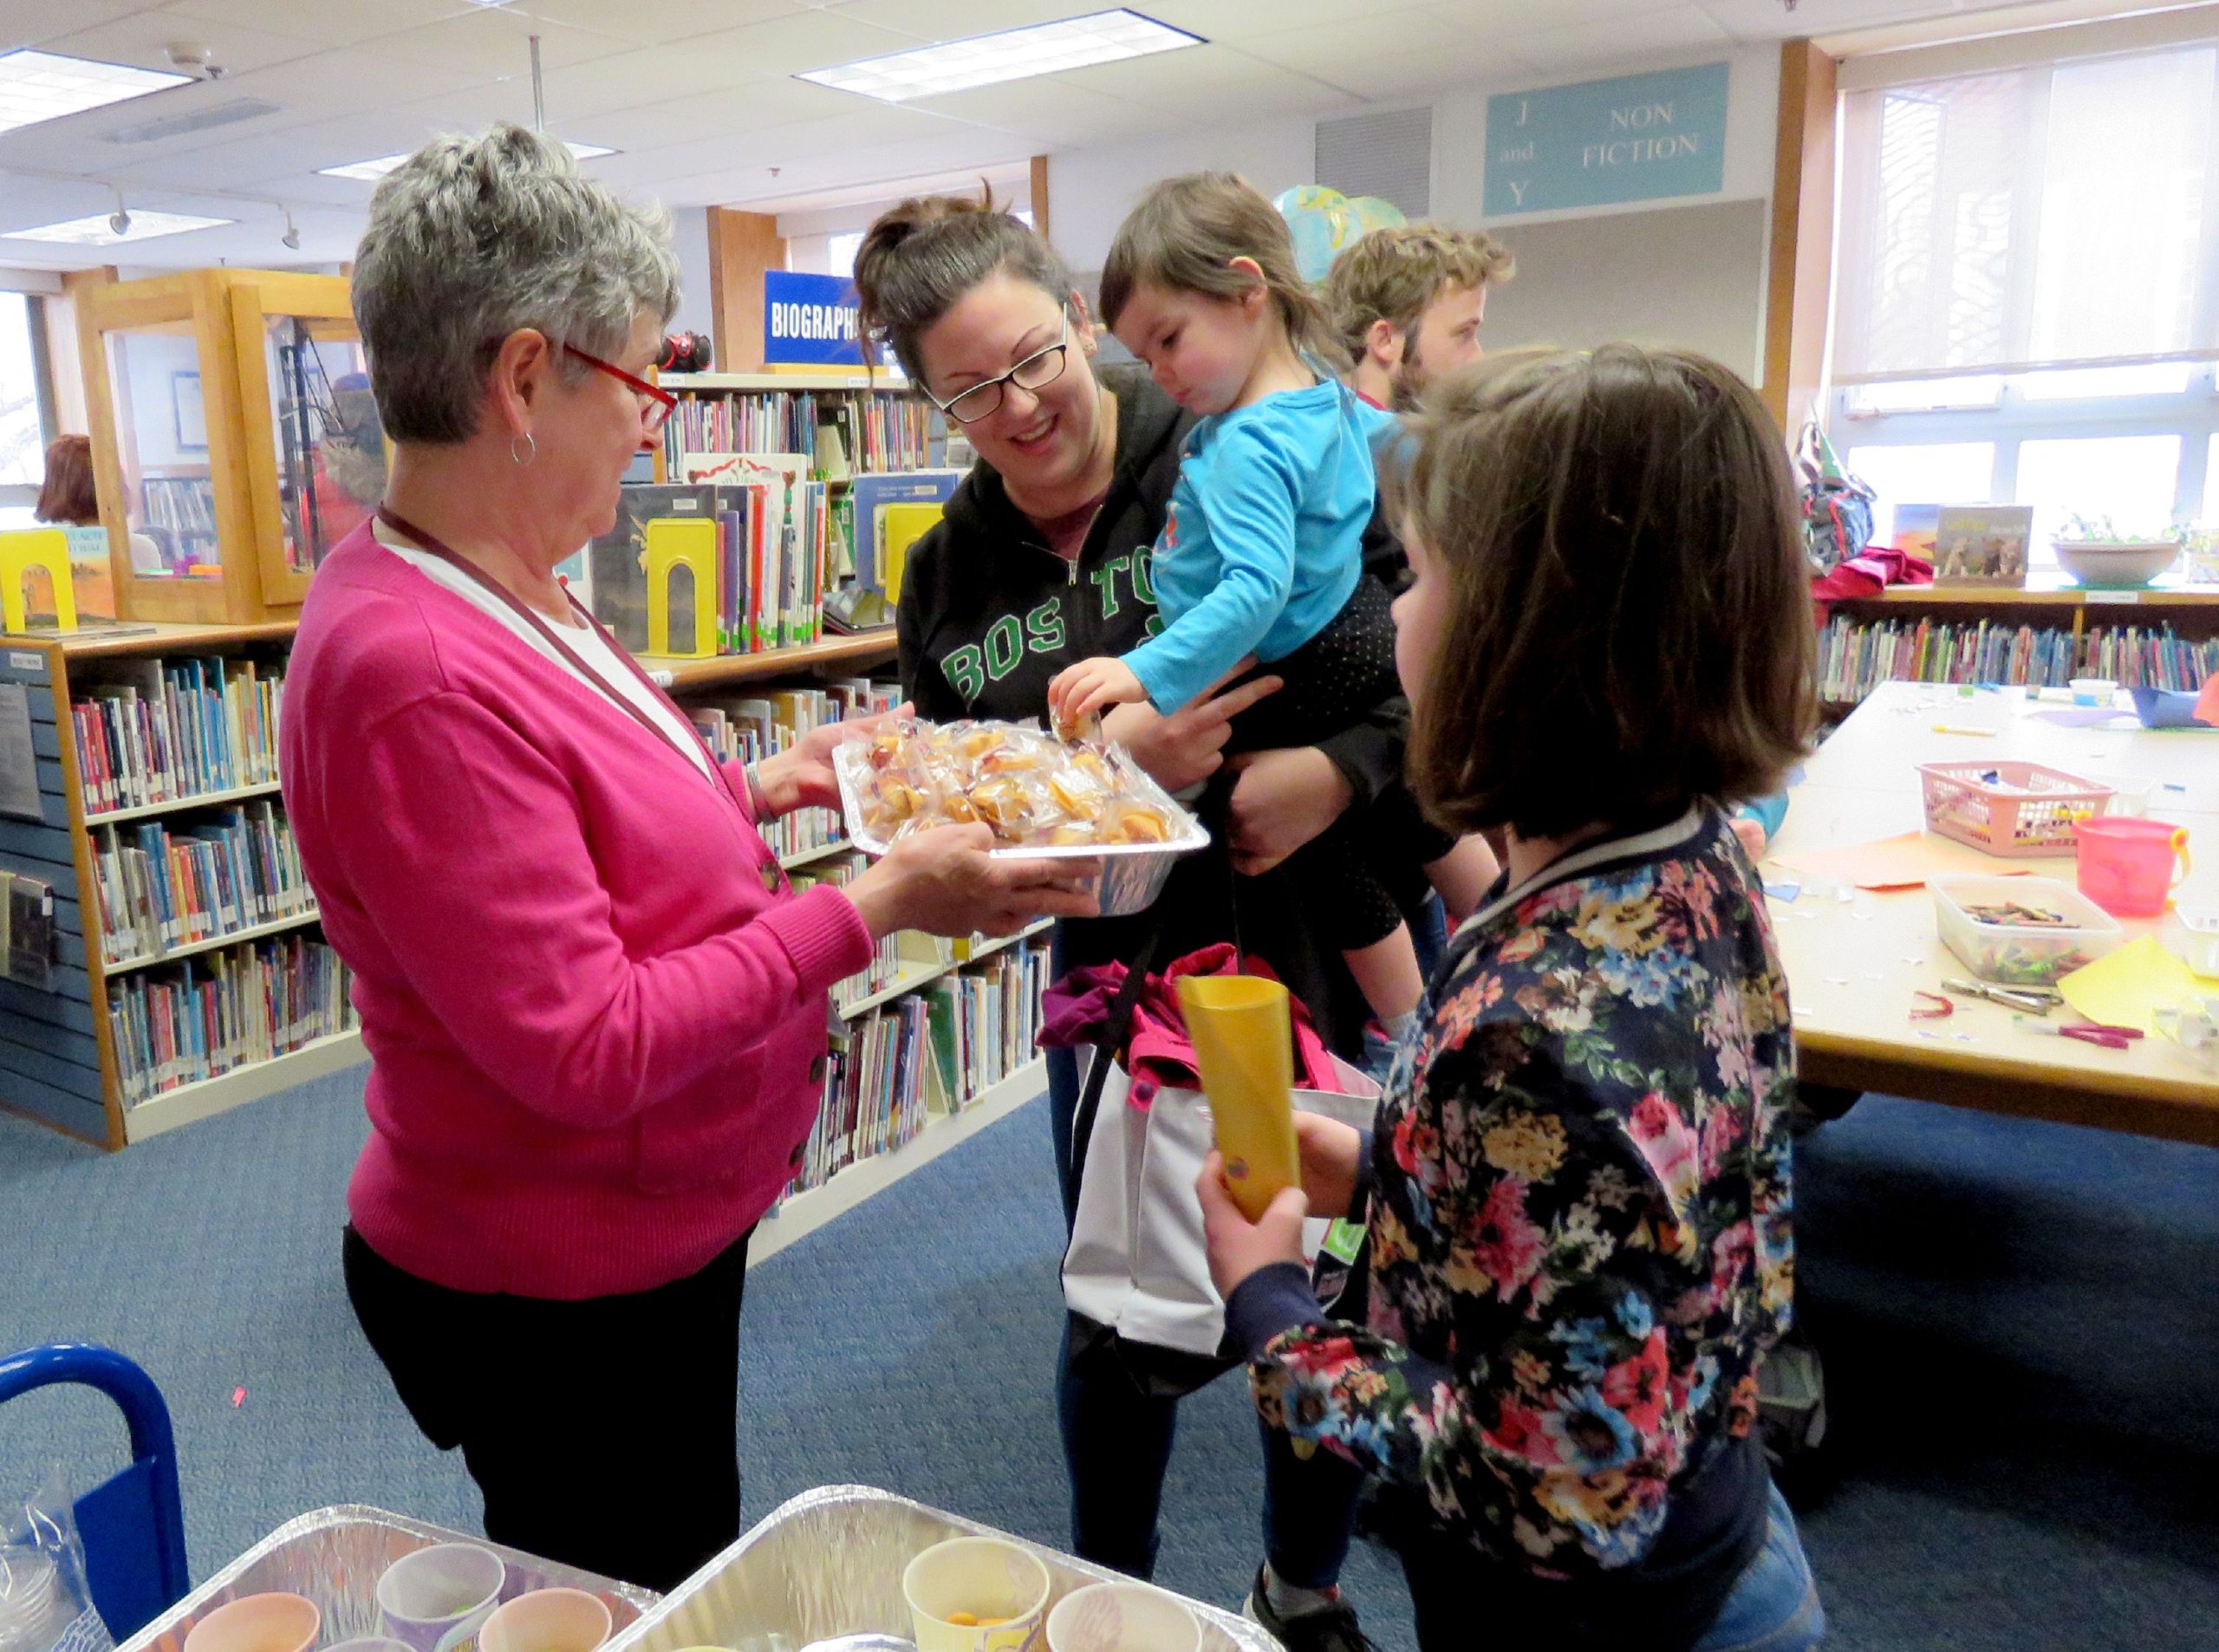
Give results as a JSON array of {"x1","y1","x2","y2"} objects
[
  {"x1": 2012, "y1": 1015, "x2": 2144, "y2": 1050},
  {"x1": 1942, "y1": 977, "x2": 2061, "y2": 1015}
]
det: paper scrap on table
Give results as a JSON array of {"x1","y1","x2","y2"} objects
[
  {"x1": 2202, "y1": 674, "x2": 2219, "y2": 727},
  {"x1": 2128, "y1": 685, "x2": 2218, "y2": 731},
  {"x1": 2057, "y1": 937, "x2": 2196, "y2": 1035},
  {"x1": 1762, "y1": 875, "x2": 1801, "y2": 902},
  {"x1": 2034, "y1": 706, "x2": 2138, "y2": 729},
  {"x1": 1774, "y1": 831, "x2": 2036, "y2": 892}
]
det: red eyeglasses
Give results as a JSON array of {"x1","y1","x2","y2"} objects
[{"x1": 563, "y1": 342, "x2": 677, "y2": 436}]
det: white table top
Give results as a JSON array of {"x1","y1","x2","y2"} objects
[{"x1": 1766, "y1": 681, "x2": 2218, "y2": 1141}]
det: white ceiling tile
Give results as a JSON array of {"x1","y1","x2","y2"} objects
[
  {"x1": 601, "y1": 101, "x2": 970, "y2": 187},
  {"x1": 1511, "y1": 5, "x2": 1732, "y2": 75},
  {"x1": 650, "y1": 10, "x2": 927, "y2": 81},
  {"x1": 828, "y1": 0, "x2": 1103, "y2": 43},
  {"x1": 528, "y1": 45, "x2": 792, "y2": 119},
  {"x1": 1692, "y1": 0, "x2": 2030, "y2": 38},
  {"x1": 914, "y1": 78, "x2": 1190, "y2": 147},
  {"x1": 1238, "y1": 5, "x2": 1531, "y2": 99},
  {"x1": 1061, "y1": 43, "x2": 1354, "y2": 125},
  {"x1": 0, "y1": 1, "x2": 173, "y2": 53},
  {"x1": 659, "y1": 123, "x2": 1034, "y2": 208},
  {"x1": 371, "y1": 10, "x2": 638, "y2": 74},
  {"x1": 1141, "y1": 0, "x2": 1435, "y2": 43},
  {"x1": 34, "y1": 6, "x2": 330, "y2": 79},
  {"x1": 509, "y1": 0, "x2": 805, "y2": 45},
  {"x1": 162, "y1": 0, "x2": 485, "y2": 47},
  {"x1": 569, "y1": 76, "x2": 862, "y2": 148}
]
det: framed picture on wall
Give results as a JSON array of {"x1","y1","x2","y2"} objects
[{"x1": 172, "y1": 371, "x2": 207, "y2": 452}]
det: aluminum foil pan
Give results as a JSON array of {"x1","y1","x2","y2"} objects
[
  {"x1": 832, "y1": 735, "x2": 1207, "y2": 920},
  {"x1": 608, "y1": 1486, "x2": 1272, "y2": 1652},
  {"x1": 117, "y1": 1506, "x2": 656, "y2": 1652}
]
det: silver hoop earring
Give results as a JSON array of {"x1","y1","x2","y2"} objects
[{"x1": 510, "y1": 431, "x2": 537, "y2": 466}]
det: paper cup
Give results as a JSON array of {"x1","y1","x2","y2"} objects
[
  {"x1": 477, "y1": 1590, "x2": 611, "y2": 1652},
  {"x1": 901, "y1": 1537, "x2": 1052, "y2": 1652},
  {"x1": 182, "y1": 1594, "x2": 321, "y2": 1652},
  {"x1": 1045, "y1": 1583, "x2": 1201, "y2": 1652},
  {"x1": 376, "y1": 1544, "x2": 505, "y2": 1652}
]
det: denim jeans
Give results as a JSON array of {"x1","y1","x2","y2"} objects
[
  {"x1": 1048, "y1": 1025, "x2": 1364, "y2": 1587},
  {"x1": 1397, "y1": 1479, "x2": 1825, "y2": 1652},
  {"x1": 1691, "y1": 1484, "x2": 1826, "y2": 1652}
]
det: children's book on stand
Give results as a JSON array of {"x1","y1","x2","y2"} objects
[{"x1": 1932, "y1": 504, "x2": 2034, "y2": 587}]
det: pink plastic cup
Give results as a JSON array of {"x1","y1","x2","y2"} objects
[{"x1": 2077, "y1": 816, "x2": 2192, "y2": 917}]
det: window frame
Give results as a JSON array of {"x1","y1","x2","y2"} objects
[
  {"x1": 0, "y1": 291, "x2": 58, "y2": 515},
  {"x1": 1828, "y1": 361, "x2": 2219, "y2": 556}
]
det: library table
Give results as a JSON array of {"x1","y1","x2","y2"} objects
[{"x1": 1766, "y1": 680, "x2": 2219, "y2": 1146}]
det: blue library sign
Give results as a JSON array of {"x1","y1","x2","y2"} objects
[
  {"x1": 1484, "y1": 62, "x2": 1729, "y2": 216},
  {"x1": 764, "y1": 270, "x2": 863, "y2": 367}
]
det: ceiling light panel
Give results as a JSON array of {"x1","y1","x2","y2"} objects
[
  {"x1": 7, "y1": 210, "x2": 234, "y2": 244},
  {"x1": 0, "y1": 49, "x2": 192, "y2": 135},
  {"x1": 798, "y1": 9, "x2": 1203, "y2": 102},
  {"x1": 318, "y1": 140, "x2": 615, "y2": 180}
]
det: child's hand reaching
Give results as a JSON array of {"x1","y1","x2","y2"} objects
[{"x1": 1049, "y1": 656, "x2": 1148, "y2": 728}]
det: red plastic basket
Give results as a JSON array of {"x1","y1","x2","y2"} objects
[{"x1": 1917, "y1": 761, "x2": 2112, "y2": 857}]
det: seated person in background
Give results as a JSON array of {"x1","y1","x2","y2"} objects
[
  {"x1": 1201, "y1": 345, "x2": 1826, "y2": 1652},
  {"x1": 36, "y1": 433, "x2": 161, "y2": 574}
]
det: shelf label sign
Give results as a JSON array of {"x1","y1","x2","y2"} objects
[
  {"x1": 765, "y1": 270, "x2": 864, "y2": 367},
  {"x1": 1485, "y1": 62, "x2": 1729, "y2": 216}
]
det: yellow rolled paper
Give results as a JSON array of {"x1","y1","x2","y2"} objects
[{"x1": 1178, "y1": 973, "x2": 1300, "y2": 1223}]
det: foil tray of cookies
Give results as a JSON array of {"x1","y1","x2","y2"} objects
[{"x1": 832, "y1": 719, "x2": 1207, "y2": 917}]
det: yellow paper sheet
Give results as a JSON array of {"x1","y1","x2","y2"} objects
[
  {"x1": 2057, "y1": 937, "x2": 2197, "y2": 1035},
  {"x1": 1773, "y1": 831, "x2": 2035, "y2": 891}
]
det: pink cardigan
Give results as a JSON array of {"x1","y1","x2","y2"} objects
[{"x1": 283, "y1": 525, "x2": 874, "y2": 1299}]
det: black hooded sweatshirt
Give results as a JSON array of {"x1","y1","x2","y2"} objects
[{"x1": 895, "y1": 367, "x2": 1415, "y2": 1054}]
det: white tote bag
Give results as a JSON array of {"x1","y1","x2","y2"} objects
[{"x1": 1061, "y1": 1050, "x2": 1378, "y2": 1359}]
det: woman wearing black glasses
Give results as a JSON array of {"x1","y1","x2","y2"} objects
[
  {"x1": 283, "y1": 127, "x2": 1099, "y2": 1590},
  {"x1": 856, "y1": 194, "x2": 1422, "y2": 1649}
]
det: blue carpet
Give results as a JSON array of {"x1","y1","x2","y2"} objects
[{"x1": 3, "y1": 1078, "x2": 2217, "y2": 1650}]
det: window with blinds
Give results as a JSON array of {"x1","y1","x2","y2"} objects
[{"x1": 1828, "y1": 39, "x2": 2219, "y2": 563}]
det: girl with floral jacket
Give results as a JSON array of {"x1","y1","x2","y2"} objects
[{"x1": 1201, "y1": 346, "x2": 1828, "y2": 1652}]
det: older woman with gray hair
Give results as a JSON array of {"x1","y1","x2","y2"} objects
[{"x1": 282, "y1": 125, "x2": 1096, "y2": 1588}]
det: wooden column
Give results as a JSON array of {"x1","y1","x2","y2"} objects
[
  {"x1": 705, "y1": 207, "x2": 785, "y2": 373},
  {"x1": 1762, "y1": 39, "x2": 1838, "y2": 437},
  {"x1": 1030, "y1": 153, "x2": 1052, "y2": 247},
  {"x1": 48, "y1": 268, "x2": 114, "y2": 435}
]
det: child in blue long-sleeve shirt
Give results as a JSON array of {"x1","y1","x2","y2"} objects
[{"x1": 1051, "y1": 173, "x2": 1494, "y2": 1033}]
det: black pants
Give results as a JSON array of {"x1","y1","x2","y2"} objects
[{"x1": 342, "y1": 1225, "x2": 753, "y2": 1590}]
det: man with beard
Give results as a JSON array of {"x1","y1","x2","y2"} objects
[{"x1": 1324, "y1": 224, "x2": 1514, "y2": 412}]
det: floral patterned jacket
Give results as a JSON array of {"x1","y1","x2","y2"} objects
[{"x1": 1224, "y1": 809, "x2": 1796, "y2": 1578}]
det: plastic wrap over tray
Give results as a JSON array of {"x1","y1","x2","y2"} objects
[
  {"x1": 608, "y1": 1485, "x2": 1276, "y2": 1652},
  {"x1": 832, "y1": 738, "x2": 1207, "y2": 920},
  {"x1": 117, "y1": 1506, "x2": 656, "y2": 1652}
]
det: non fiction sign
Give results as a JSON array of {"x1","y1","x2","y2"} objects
[
  {"x1": 1484, "y1": 62, "x2": 1729, "y2": 216},
  {"x1": 764, "y1": 270, "x2": 862, "y2": 366}
]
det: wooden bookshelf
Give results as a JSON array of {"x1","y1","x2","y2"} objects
[
  {"x1": 641, "y1": 629, "x2": 897, "y2": 688},
  {"x1": 660, "y1": 370, "x2": 901, "y2": 392},
  {"x1": 0, "y1": 615, "x2": 1049, "y2": 1194},
  {"x1": 836, "y1": 920, "x2": 1053, "y2": 1021},
  {"x1": 1817, "y1": 581, "x2": 2219, "y2": 713}
]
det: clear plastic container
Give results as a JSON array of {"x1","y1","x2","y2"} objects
[
  {"x1": 2171, "y1": 903, "x2": 2219, "y2": 979},
  {"x1": 1930, "y1": 875, "x2": 2125, "y2": 984}
]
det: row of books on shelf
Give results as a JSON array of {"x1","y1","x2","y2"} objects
[
  {"x1": 111, "y1": 932, "x2": 356, "y2": 1107},
  {"x1": 92, "y1": 803, "x2": 311, "y2": 966},
  {"x1": 580, "y1": 469, "x2": 840, "y2": 656},
  {"x1": 1817, "y1": 617, "x2": 2218, "y2": 705},
  {"x1": 72, "y1": 655, "x2": 284, "y2": 816},
  {"x1": 687, "y1": 679, "x2": 896, "y2": 862},
  {"x1": 789, "y1": 940, "x2": 1051, "y2": 1196},
  {"x1": 576, "y1": 467, "x2": 961, "y2": 657},
  {"x1": 141, "y1": 476, "x2": 217, "y2": 537},
  {"x1": 660, "y1": 388, "x2": 936, "y2": 477}
]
